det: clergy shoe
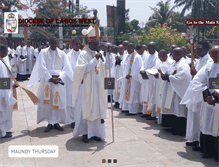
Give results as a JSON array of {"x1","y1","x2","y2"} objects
[
  {"x1": 114, "y1": 102, "x2": 119, "y2": 108},
  {"x1": 2, "y1": 133, "x2": 12, "y2": 138},
  {"x1": 186, "y1": 141, "x2": 199, "y2": 146},
  {"x1": 71, "y1": 122, "x2": 75, "y2": 129},
  {"x1": 202, "y1": 153, "x2": 214, "y2": 159},
  {"x1": 146, "y1": 117, "x2": 156, "y2": 120},
  {"x1": 193, "y1": 146, "x2": 203, "y2": 152},
  {"x1": 164, "y1": 128, "x2": 172, "y2": 132},
  {"x1": 44, "y1": 124, "x2": 53, "y2": 132},
  {"x1": 141, "y1": 114, "x2": 151, "y2": 118},
  {"x1": 121, "y1": 110, "x2": 129, "y2": 113},
  {"x1": 91, "y1": 136, "x2": 101, "y2": 141},
  {"x1": 54, "y1": 123, "x2": 63, "y2": 131},
  {"x1": 82, "y1": 135, "x2": 89, "y2": 143},
  {"x1": 126, "y1": 113, "x2": 137, "y2": 116},
  {"x1": 6, "y1": 131, "x2": 12, "y2": 134}
]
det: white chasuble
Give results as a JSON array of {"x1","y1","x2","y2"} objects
[
  {"x1": 15, "y1": 46, "x2": 27, "y2": 75},
  {"x1": 27, "y1": 47, "x2": 73, "y2": 124}
]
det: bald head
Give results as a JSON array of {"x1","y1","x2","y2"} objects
[
  {"x1": 142, "y1": 44, "x2": 147, "y2": 51},
  {"x1": 122, "y1": 40, "x2": 129, "y2": 50},
  {"x1": 181, "y1": 46, "x2": 187, "y2": 57},
  {"x1": 117, "y1": 44, "x2": 124, "y2": 55},
  {"x1": 159, "y1": 49, "x2": 167, "y2": 62},
  {"x1": 172, "y1": 47, "x2": 183, "y2": 62},
  {"x1": 210, "y1": 45, "x2": 219, "y2": 63},
  {"x1": 72, "y1": 37, "x2": 81, "y2": 51},
  {"x1": 148, "y1": 42, "x2": 156, "y2": 54},
  {"x1": 127, "y1": 43, "x2": 135, "y2": 54}
]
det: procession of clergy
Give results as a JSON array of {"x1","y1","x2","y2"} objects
[{"x1": 0, "y1": 24, "x2": 219, "y2": 162}]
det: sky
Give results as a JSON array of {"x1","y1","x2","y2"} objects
[{"x1": 18, "y1": 0, "x2": 191, "y2": 27}]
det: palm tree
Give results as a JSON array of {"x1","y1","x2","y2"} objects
[{"x1": 147, "y1": 0, "x2": 176, "y2": 27}]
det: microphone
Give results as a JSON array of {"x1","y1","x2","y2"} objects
[{"x1": 96, "y1": 49, "x2": 104, "y2": 62}]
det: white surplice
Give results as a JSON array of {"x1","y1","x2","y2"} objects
[
  {"x1": 15, "y1": 45, "x2": 27, "y2": 75},
  {"x1": 0, "y1": 60, "x2": 17, "y2": 137},
  {"x1": 24, "y1": 46, "x2": 35, "y2": 75},
  {"x1": 182, "y1": 62, "x2": 219, "y2": 136},
  {"x1": 119, "y1": 51, "x2": 143, "y2": 114},
  {"x1": 139, "y1": 51, "x2": 161, "y2": 116},
  {"x1": 72, "y1": 48, "x2": 109, "y2": 139},
  {"x1": 27, "y1": 47, "x2": 73, "y2": 125},
  {"x1": 161, "y1": 57, "x2": 191, "y2": 118},
  {"x1": 107, "y1": 52, "x2": 116, "y2": 96},
  {"x1": 34, "y1": 48, "x2": 41, "y2": 60},
  {"x1": 8, "y1": 47, "x2": 17, "y2": 78},
  {"x1": 155, "y1": 57, "x2": 174, "y2": 124},
  {"x1": 113, "y1": 52, "x2": 128, "y2": 103},
  {"x1": 66, "y1": 48, "x2": 81, "y2": 124},
  {"x1": 181, "y1": 53, "x2": 213, "y2": 141}
]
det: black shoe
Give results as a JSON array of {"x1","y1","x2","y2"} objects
[
  {"x1": 146, "y1": 117, "x2": 156, "y2": 120},
  {"x1": 71, "y1": 122, "x2": 75, "y2": 129},
  {"x1": 91, "y1": 136, "x2": 101, "y2": 141},
  {"x1": 138, "y1": 113, "x2": 143, "y2": 115},
  {"x1": 54, "y1": 123, "x2": 63, "y2": 131},
  {"x1": 193, "y1": 146, "x2": 203, "y2": 152},
  {"x1": 114, "y1": 102, "x2": 119, "y2": 108},
  {"x1": 82, "y1": 134, "x2": 89, "y2": 143},
  {"x1": 126, "y1": 113, "x2": 137, "y2": 116},
  {"x1": 1, "y1": 133, "x2": 12, "y2": 138},
  {"x1": 141, "y1": 114, "x2": 151, "y2": 118},
  {"x1": 186, "y1": 141, "x2": 199, "y2": 146},
  {"x1": 203, "y1": 153, "x2": 214, "y2": 159},
  {"x1": 171, "y1": 129, "x2": 178, "y2": 135},
  {"x1": 44, "y1": 124, "x2": 53, "y2": 132},
  {"x1": 164, "y1": 128, "x2": 172, "y2": 132},
  {"x1": 6, "y1": 131, "x2": 12, "y2": 134},
  {"x1": 121, "y1": 110, "x2": 129, "y2": 113}
]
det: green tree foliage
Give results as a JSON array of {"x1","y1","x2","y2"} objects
[
  {"x1": 118, "y1": 23, "x2": 188, "y2": 52},
  {"x1": 147, "y1": 0, "x2": 176, "y2": 27}
]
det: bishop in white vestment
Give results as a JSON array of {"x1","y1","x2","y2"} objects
[
  {"x1": 72, "y1": 25, "x2": 109, "y2": 143},
  {"x1": 27, "y1": 36, "x2": 73, "y2": 132},
  {"x1": 0, "y1": 44, "x2": 17, "y2": 138}
]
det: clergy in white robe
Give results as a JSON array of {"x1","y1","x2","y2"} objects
[
  {"x1": 181, "y1": 45, "x2": 219, "y2": 161},
  {"x1": 107, "y1": 45, "x2": 117, "y2": 101},
  {"x1": 8, "y1": 43, "x2": 17, "y2": 79},
  {"x1": 34, "y1": 44, "x2": 41, "y2": 60},
  {"x1": 113, "y1": 45, "x2": 128, "y2": 108},
  {"x1": 168, "y1": 44, "x2": 177, "y2": 60},
  {"x1": 182, "y1": 41, "x2": 213, "y2": 147},
  {"x1": 27, "y1": 36, "x2": 73, "y2": 133},
  {"x1": 15, "y1": 41, "x2": 27, "y2": 81},
  {"x1": 0, "y1": 44, "x2": 17, "y2": 138},
  {"x1": 154, "y1": 50, "x2": 174, "y2": 124},
  {"x1": 119, "y1": 43, "x2": 143, "y2": 116},
  {"x1": 25, "y1": 40, "x2": 35, "y2": 77},
  {"x1": 64, "y1": 44, "x2": 71, "y2": 54},
  {"x1": 66, "y1": 38, "x2": 81, "y2": 128},
  {"x1": 161, "y1": 47, "x2": 191, "y2": 136},
  {"x1": 139, "y1": 42, "x2": 161, "y2": 119},
  {"x1": 122, "y1": 40, "x2": 129, "y2": 55},
  {"x1": 72, "y1": 25, "x2": 109, "y2": 143}
]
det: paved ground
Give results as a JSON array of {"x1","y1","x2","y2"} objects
[{"x1": 0, "y1": 80, "x2": 218, "y2": 167}]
